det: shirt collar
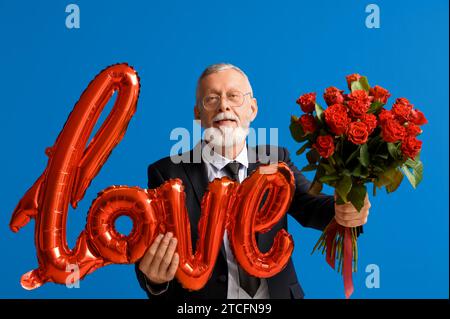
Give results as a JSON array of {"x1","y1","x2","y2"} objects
[{"x1": 201, "y1": 140, "x2": 249, "y2": 171}]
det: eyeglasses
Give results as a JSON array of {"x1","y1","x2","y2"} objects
[{"x1": 201, "y1": 91, "x2": 252, "y2": 110}]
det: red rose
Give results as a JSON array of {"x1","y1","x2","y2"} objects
[
  {"x1": 324, "y1": 103, "x2": 351, "y2": 135},
  {"x1": 381, "y1": 119, "x2": 406, "y2": 143},
  {"x1": 346, "y1": 90, "x2": 373, "y2": 119},
  {"x1": 405, "y1": 123, "x2": 422, "y2": 136},
  {"x1": 378, "y1": 108, "x2": 394, "y2": 124},
  {"x1": 313, "y1": 135, "x2": 335, "y2": 158},
  {"x1": 369, "y1": 85, "x2": 391, "y2": 104},
  {"x1": 395, "y1": 97, "x2": 411, "y2": 105},
  {"x1": 296, "y1": 92, "x2": 316, "y2": 113},
  {"x1": 346, "y1": 73, "x2": 362, "y2": 90},
  {"x1": 323, "y1": 87, "x2": 344, "y2": 106},
  {"x1": 401, "y1": 136, "x2": 422, "y2": 159},
  {"x1": 362, "y1": 113, "x2": 378, "y2": 134},
  {"x1": 410, "y1": 109, "x2": 428, "y2": 125},
  {"x1": 299, "y1": 114, "x2": 318, "y2": 134},
  {"x1": 347, "y1": 122, "x2": 369, "y2": 145},
  {"x1": 392, "y1": 98, "x2": 413, "y2": 123}
]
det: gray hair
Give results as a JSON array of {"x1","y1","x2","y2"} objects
[{"x1": 195, "y1": 63, "x2": 253, "y2": 105}]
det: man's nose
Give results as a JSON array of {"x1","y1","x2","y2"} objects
[{"x1": 217, "y1": 95, "x2": 232, "y2": 112}]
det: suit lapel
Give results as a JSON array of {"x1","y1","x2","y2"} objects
[
  {"x1": 181, "y1": 143, "x2": 229, "y2": 259},
  {"x1": 183, "y1": 160, "x2": 209, "y2": 208},
  {"x1": 180, "y1": 144, "x2": 209, "y2": 244},
  {"x1": 247, "y1": 146, "x2": 265, "y2": 250},
  {"x1": 247, "y1": 144, "x2": 261, "y2": 173}
]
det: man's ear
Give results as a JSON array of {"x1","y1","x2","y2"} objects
[
  {"x1": 249, "y1": 98, "x2": 258, "y2": 122},
  {"x1": 194, "y1": 105, "x2": 201, "y2": 120}
]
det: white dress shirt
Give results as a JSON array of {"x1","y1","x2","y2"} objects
[{"x1": 201, "y1": 141, "x2": 270, "y2": 299}]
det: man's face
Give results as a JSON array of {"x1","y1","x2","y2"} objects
[{"x1": 194, "y1": 69, "x2": 258, "y2": 133}]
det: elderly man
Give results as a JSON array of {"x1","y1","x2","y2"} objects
[{"x1": 135, "y1": 63, "x2": 370, "y2": 299}]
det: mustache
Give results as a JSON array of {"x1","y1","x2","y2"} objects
[{"x1": 212, "y1": 112, "x2": 239, "y2": 123}]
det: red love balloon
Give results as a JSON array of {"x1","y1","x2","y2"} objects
[
  {"x1": 10, "y1": 63, "x2": 296, "y2": 292},
  {"x1": 165, "y1": 178, "x2": 237, "y2": 290},
  {"x1": 86, "y1": 186, "x2": 159, "y2": 264},
  {"x1": 227, "y1": 162, "x2": 295, "y2": 278},
  {"x1": 10, "y1": 63, "x2": 141, "y2": 289}
]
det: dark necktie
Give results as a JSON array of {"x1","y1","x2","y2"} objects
[{"x1": 223, "y1": 161, "x2": 261, "y2": 298}]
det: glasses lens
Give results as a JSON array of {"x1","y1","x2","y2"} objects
[
  {"x1": 227, "y1": 91, "x2": 244, "y2": 107},
  {"x1": 202, "y1": 91, "x2": 246, "y2": 109},
  {"x1": 203, "y1": 94, "x2": 220, "y2": 109}
]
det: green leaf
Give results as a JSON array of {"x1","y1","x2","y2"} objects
[
  {"x1": 387, "y1": 142, "x2": 400, "y2": 160},
  {"x1": 347, "y1": 183, "x2": 367, "y2": 212},
  {"x1": 334, "y1": 153, "x2": 345, "y2": 167},
  {"x1": 342, "y1": 169, "x2": 351, "y2": 176},
  {"x1": 296, "y1": 142, "x2": 311, "y2": 155},
  {"x1": 405, "y1": 158, "x2": 417, "y2": 168},
  {"x1": 345, "y1": 145, "x2": 361, "y2": 165},
  {"x1": 301, "y1": 163, "x2": 318, "y2": 172},
  {"x1": 374, "y1": 166, "x2": 396, "y2": 188},
  {"x1": 385, "y1": 169, "x2": 404, "y2": 193},
  {"x1": 374, "y1": 153, "x2": 388, "y2": 160},
  {"x1": 405, "y1": 155, "x2": 422, "y2": 168},
  {"x1": 372, "y1": 165, "x2": 385, "y2": 174},
  {"x1": 351, "y1": 81, "x2": 364, "y2": 92},
  {"x1": 401, "y1": 158, "x2": 423, "y2": 189},
  {"x1": 335, "y1": 196, "x2": 346, "y2": 205},
  {"x1": 315, "y1": 102, "x2": 324, "y2": 123},
  {"x1": 359, "y1": 143, "x2": 370, "y2": 167},
  {"x1": 336, "y1": 175, "x2": 352, "y2": 202},
  {"x1": 320, "y1": 163, "x2": 336, "y2": 174},
  {"x1": 353, "y1": 164, "x2": 369, "y2": 178},
  {"x1": 359, "y1": 76, "x2": 371, "y2": 91},
  {"x1": 413, "y1": 160, "x2": 423, "y2": 186},
  {"x1": 308, "y1": 180, "x2": 323, "y2": 195},
  {"x1": 306, "y1": 149, "x2": 320, "y2": 164},
  {"x1": 352, "y1": 164, "x2": 362, "y2": 177},
  {"x1": 289, "y1": 118, "x2": 308, "y2": 143},
  {"x1": 350, "y1": 76, "x2": 370, "y2": 92},
  {"x1": 401, "y1": 165, "x2": 416, "y2": 189},
  {"x1": 319, "y1": 174, "x2": 340, "y2": 183},
  {"x1": 368, "y1": 101, "x2": 384, "y2": 114}
]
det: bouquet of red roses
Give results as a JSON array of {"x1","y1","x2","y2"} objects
[{"x1": 289, "y1": 74, "x2": 427, "y2": 298}]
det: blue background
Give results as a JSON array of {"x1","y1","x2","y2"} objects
[{"x1": 0, "y1": 0, "x2": 448, "y2": 299}]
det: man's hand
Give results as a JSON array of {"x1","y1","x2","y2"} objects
[
  {"x1": 334, "y1": 193, "x2": 371, "y2": 227},
  {"x1": 138, "y1": 232, "x2": 179, "y2": 285}
]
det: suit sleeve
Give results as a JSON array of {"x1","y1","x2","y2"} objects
[
  {"x1": 134, "y1": 163, "x2": 173, "y2": 299},
  {"x1": 283, "y1": 147, "x2": 335, "y2": 231}
]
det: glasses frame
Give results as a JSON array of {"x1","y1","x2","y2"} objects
[{"x1": 201, "y1": 91, "x2": 252, "y2": 110}]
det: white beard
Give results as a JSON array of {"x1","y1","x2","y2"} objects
[{"x1": 203, "y1": 125, "x2": 249, "y2": 148}]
